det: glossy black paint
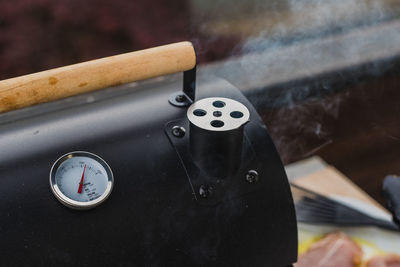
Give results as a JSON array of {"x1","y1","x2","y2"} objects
[
  {"x1": 383, "y1": 175, "x2": 400, "y2": 226},
  {"x1": 0, "y1": 76, "x2": 297, "y2": 266}
]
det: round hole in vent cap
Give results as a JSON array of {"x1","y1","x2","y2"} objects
[
  {"x1": 212, "y1": 101, "x2": 225, "y2": 108},
  {"x1": 193, "y1": 109, "x2": 207, "y2": 116},
  {"x1": 213, "y1": 111, "x2": 222, "y2": 117},
  {"x1": 230, "y1": 111, "x2": 244, "y2": 118},
  {"x1": 210, "y1": 120, "x2": 224, "y2": 128}
]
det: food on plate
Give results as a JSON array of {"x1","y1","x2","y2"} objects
[
  {"x1": 294, "y1": 232, "x2": 363, "y2": 267},
  {"x1": 366, "y1": 255, "x2": 400, "y2": 267}
]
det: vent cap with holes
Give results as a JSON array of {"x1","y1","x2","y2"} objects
[
  {"x1": 187, "y1": 97, "x2": 250, "y2": 177},
  {"x1": 187, "y1": 97, "x2": 250, "y2": 132}
]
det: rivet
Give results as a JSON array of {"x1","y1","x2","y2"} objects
[
  {"x1": 175, "y1": 94, "x2": 186, "y2": 103},
  {"x1": 246, "y1": 170, "x2": 259, "y2": 184},
  {"x1": 199, "y1": 185, "x2": 213, "y2": 198},
  {"x1": 172, "y1": 126, "x2": 186, "y2": 138}
]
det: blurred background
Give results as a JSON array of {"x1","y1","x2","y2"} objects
[
  {"x1": 2, "y1": 0, "x2": 400, "y2": 204},
  {"x1": 1, "y1": 0, "x2": 399, "y2": 80}
]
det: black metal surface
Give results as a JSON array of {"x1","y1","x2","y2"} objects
[
  {"x1": 165, "y1": 117, "x2": 256, "y2": 206},
  {"x1": 187, "y1": 119, "x2": 245, "y2": 178},
  {"x1": 183, "y1": 66, "x2": 196, "y2": 102},
  {"x1": 383, "y1": 175, "x2": 400, "y2": 226},
  {"x1": 0, "y1": 75, "x2": 297, "y2": 266},
  {"x1": 168, "y1": 66, "x2": 196, "y2": 107}
]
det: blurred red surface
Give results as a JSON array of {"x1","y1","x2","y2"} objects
[{"x1": 0, "y1": 0, "x2": 239, "y2": 80}]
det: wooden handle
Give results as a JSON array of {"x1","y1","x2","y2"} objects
[{"x1": 0, "y1": 41, "x2": 196, "y2": 113}]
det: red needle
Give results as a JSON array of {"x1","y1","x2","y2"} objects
[{"x1": 77, "y1": 165, "x2": 86, "y2": 194}]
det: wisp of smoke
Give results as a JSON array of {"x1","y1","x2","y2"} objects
[{"x1": 232, "y1": 0, "x2": 396, "y2": 163}]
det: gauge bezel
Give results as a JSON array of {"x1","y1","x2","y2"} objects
[{"x1": 50, "y1": 151, "x2": 114, "y2": 210}]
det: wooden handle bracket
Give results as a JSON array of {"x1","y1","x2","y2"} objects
[{"x1": 168, "y1": 66, "x2": 197, "y2": 108}]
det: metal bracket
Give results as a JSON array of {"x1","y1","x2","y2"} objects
[
  {"x1": 165, "y1": 118, "x2": 261, "y2": 206},
  {"x1": 168, "y1": 66, "x2": 196, "y2": 107}
]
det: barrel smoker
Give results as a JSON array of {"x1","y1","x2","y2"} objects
[{"x1": 0, "y1": 42, "x2": 297, "y2": 266}]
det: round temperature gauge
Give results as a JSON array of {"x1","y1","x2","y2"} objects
[{"x1": 50, "y1": 151, "x2": 114, "y2": 210}]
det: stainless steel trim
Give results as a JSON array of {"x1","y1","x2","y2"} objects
[
  {"x1": 49, "y1": 151, "x2": 114, "y2": 210},
  {"x1": 187, "y1": 97, "x2": 250, "y2": 131}
]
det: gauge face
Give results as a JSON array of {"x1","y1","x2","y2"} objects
[{"x1": 50, "y1": 151, "x2": 114, "y2": 210}]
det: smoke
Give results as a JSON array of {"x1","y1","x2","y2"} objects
[
  {"x1": 212, "y1": 0, "x2": 400, "y2": 163},
  {"x1": 240, "y1": 0, "x2": 391, "y2": 53},
  {"x1": 262, "y1": 92, "x2": 345, "y2": 163}
]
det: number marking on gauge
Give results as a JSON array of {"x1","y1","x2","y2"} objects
[{"x1": 50, "y1": 151, "x2": 114, "y2": 210}]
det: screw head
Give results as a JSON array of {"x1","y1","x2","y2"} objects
[
  {"x1": 172, "y1": 126, "x2": 186, "y2": 138},
  {"x1": 246, "y1": 170, "x2": 259, "y2": 184},
  {"x1": 199, "y1": 185, "x2": 213, "y2": 198},
  {"x1": 175, "y1": 94, "x2": 186, "y2": 103}
]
